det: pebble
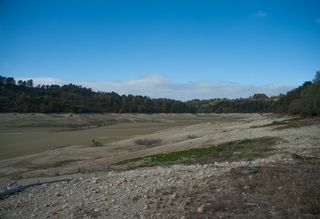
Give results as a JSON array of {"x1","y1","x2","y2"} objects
[
  {"x1": 0, "y1": 158, "x2": 246, "y2": 218},
  {"x1": 243, "y1": 185, "x2": 250, "y2": 190},
  {"x1": 62, "y1": 204, "x2": 68, "y2": 210},
  {"x1": 170, "y1": 193, "x2": 177, "y2": 199},
  {"x1": 197, "y1": 205, "x2": 205, "y2": 214},
  {"x1": 92, "y1": 179, "x2": 99, "y2": 184}
]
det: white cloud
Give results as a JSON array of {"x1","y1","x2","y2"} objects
[
  {"x1": 19, "y1": 74, "x2": 293, "y2": 101},
  {"x1": 255, "y1": 10, "x2": 268, "y2": 17}
]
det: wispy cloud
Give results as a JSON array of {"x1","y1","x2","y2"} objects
[
  {"x1": 17, "y1": 74, "x2": 293, "y2": 101},
  {"x1": 255, "y1": 10, "x2": 268, "y2": 17}
]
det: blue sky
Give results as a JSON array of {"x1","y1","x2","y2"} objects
[{"x1": 0, "y1": 0, "x2": 319, "y2": 100}]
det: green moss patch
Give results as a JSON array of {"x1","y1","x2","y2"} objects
[{"x1": 116, "y1": 137, "x2": 279, "y2": 166}]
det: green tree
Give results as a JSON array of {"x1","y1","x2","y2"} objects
[
  {"x1": 313, "y1": 71, "x2": 320, "y2": 83},
  {"x1": 5, "y1": 77, "x2": 15, "y2": 85},
  {"x1": 26, "y1": 79, "x2": 33, "y2": 88}
]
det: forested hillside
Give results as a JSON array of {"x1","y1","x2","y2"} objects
[
  {"x1": 275, "y1": 71, "x2": 320, "y2": 116},
  {"x1": 1, "y1": 73, "x2": 319, "y2": 115},
  {"x1": 0, "y1": 76, "x2": 192, "y2": 113}
]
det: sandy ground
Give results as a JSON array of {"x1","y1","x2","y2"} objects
[
  {"x1": 0, "y1": 113, "x2": 219, "y2": 160},
  {"x1": 0, "y1": 113, "x2": 318, "y2": 178},
  {"x1": 0, "y1": 113, "x2": 245, "y2": 176},
  {"x1": 0, "y1": 113, "x2": 319, "y2": 218}
]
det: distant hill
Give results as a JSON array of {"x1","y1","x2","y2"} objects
[{"x1": 1, "y1": 73, "x2": 319, "y2": 116}]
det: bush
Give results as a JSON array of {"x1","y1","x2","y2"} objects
[{"x1": 134, "y1": 138, "x2": 162, "y2": 146}]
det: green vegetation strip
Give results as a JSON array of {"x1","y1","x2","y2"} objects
[{"x1": 116, "y1": 137, "x2": 278, "y2": 166}]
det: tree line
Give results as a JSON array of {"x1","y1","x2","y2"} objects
[
  {"x1": 275, "y1": 71, "x2": 320, "y2": 116},
  {"x1": 0, "y1": 76, "x2": 193, "y2": 113},
  {"x1": 0, "y1": 73, "x2": 319, "y2": 116}
]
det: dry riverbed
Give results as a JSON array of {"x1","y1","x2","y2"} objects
[{"x1": 0, "y1": 113, "x2": 319, "y2": 218}]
